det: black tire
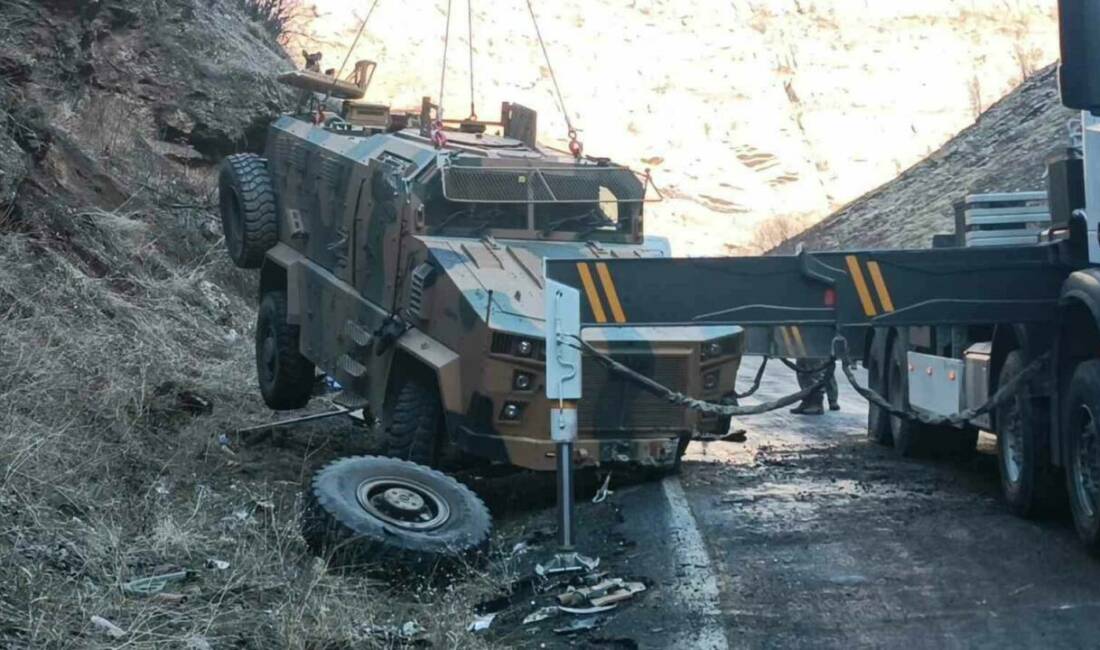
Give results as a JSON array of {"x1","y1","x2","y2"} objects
[
  {"x1": 383, "y1": 377, "x2": 443, "y2": 467},
  {"x1": 996, "y1": 350, "x2": 1061, "y2": 518},
  {"x1": 887, "y1": 333, "x2": 923, "y2": 457},
  {"x1": 302, "y1": 455, "x2": 492, "y2": 572},
  {"x1": 866, "y1": 329, "x2": 892, "y2": 446},
  {"x1": 219, "y1": 153, "x2": 278, "y2": 269},
  {"x1": 256, "y1": 290, "x2": 314, "y2": 410},
  {"x1": 1062, "y1": 360, "x2": 1100, "y2": 551}
]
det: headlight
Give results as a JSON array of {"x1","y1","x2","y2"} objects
[
  {"x1": 501, "y1": 402, "x2": 524, "y2": 420},
  {"x1": 703, "y1": 371, "x2": 720, "y2": 390},
  {"x1": 514, "y1": 372, "x2": 533, "y2": 391},
  {"x1": 517, "y1": 340, "x2": 534, "y2": 357},
  {"x1": 702, "y1": 334, "x2": 741, "y2": 361}
]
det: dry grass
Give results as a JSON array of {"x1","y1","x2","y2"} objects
[{"x1": 0, "y1": 195, "x2": 503, "y2": 649}]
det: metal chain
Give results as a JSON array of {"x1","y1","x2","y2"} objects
[
  {"x1": 733, "y1": 356, "x2": 769, "y2": 400},
  {"x1": 573, "y1": 338, "x2": 831, "y2": 417},
  {"x1": 574, "y1": 336, "x2": 1048, "y2": 425},
  {"x1": 842, "y1": 353, "x2": 1049, "y2": 428}
]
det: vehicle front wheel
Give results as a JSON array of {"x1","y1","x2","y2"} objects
[
  {"x1": 1063, "y1": 360, "x2": 1100, "y2": 551},
  {"x1": 888, "y1": 334, "x2": 923, "y2": 457}
]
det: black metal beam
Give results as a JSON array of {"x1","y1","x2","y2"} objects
[{"x1": 548, "y1": 243, "x2": 1072, "y2": 330}]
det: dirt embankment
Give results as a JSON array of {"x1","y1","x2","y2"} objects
[
  {"x1": 774, "y1": 64, "x2": 1076, "y2": 252},
  {"x1": 0, "y1": 2, "x2": 504, "y2": 648}
]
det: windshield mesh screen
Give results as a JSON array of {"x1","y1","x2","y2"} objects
[{"x1": 440, "y1": 160, "x2": 652, "y2": 204}]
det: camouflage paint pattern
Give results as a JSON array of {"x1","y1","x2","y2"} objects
[{"x1": 258, "y1": 115, "x2": 744, "y2": 472}]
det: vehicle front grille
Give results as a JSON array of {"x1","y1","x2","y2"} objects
[{"x1": 578, "y1": 352, "x2": 688, "y2": 433}]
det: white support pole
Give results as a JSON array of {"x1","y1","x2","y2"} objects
[{"x1": 546, "y1": 277, "x2": 582, "y2": 549}]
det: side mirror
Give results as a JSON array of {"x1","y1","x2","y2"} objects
[{"x1": 1059, "y1": 0, "x2": 1100, "y2": 112}]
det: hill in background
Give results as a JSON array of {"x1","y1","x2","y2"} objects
[
  {"x1": 302, "y1": 0, "x2": 1060, "y2": 254},
  {"x1": 774, "y1": 65, "x2": 1076, "y2": 252}
]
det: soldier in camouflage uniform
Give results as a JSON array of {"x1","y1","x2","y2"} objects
[{"x1": 790, "y1": 358, "x2": 839, "y2": 415}]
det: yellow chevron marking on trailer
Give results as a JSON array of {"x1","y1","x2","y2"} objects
[
  {"x1": 778, "y1": 326, "x2": 795, "y2": 355},
  {"x1": 576, "y1": 263, "x2": 608, "y2": 323},
  {"x1": 790, "y1": 325, "x2": 807, "y2": 357},
  {"x1": 866, "y1": 261, "x2": 895, "y2": 313},
  {"x1": 845, "y1": 255, "x2": 878, "y2": 318},
  {"x1": 595, "y1": 262, "x2": 628, "y2": 324}
]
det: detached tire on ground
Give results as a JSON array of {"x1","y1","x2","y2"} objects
[
  {"x1": 219, "y1": 153, "x2": 278, "y2": 269},
  {"x1": 303, "y1": 456, "x2": 492, "y2": 572},
  {"x1": 995, "y1": 350, "x2": 1061, "y2": 518},
  {"x1": 256, "y1": 290, "x2": 314, "y2": 410},
  {"x1": 1062, "y1": 360, "x2": 1100, "y2": 551}
]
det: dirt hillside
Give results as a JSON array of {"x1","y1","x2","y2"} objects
[
  {"x1": 0, "y1": 1, "x2": 498, "y2": 648},
  {"x1": 774, "y1": 64, "x2": 1076, "y2": 252}
]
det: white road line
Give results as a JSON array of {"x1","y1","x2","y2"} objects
[{"x1": 662, "y1": 476, "x2": 730, "y2": 650}]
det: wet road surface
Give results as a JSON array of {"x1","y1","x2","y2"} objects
[{"x1": 679, "y1": 358, "x2": 1100, "y2": 649}]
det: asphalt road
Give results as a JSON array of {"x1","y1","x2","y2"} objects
[
  {"x1": 676, "y1": 358, "x2": 1100, "y2": 649},
  {"x1": 486, "y1": 358, "x2": 1100, "y2": 649}
]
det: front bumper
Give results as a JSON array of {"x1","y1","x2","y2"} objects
[{"x1": 455, "y1": 425, "x2": 683, "y2": 472}]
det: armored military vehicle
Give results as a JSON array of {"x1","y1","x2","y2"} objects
[{"x1": 218, "y1": 59, "x2": 744, "y2": 566}]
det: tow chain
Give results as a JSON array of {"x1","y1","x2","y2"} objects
[{"x1": 573, "y1": 336, "x2": 1048, "y2": 424}]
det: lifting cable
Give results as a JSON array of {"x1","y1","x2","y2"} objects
[
  {"x1": 572, "y1": 335, "x2": 1048, "y2": 426},
  {"x1": 322, "y1": 0, "x2": 384, "y2": 109},
  {"x1": 524, "y1": 0, "x2": 583, "y2": 158},
  {"x1": 467, "y1": 0, "x2": 477, "y2": 119}
]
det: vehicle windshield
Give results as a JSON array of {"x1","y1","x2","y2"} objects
[{"x1": 421, "y1": 162, "x2": 645, "y2": 241}]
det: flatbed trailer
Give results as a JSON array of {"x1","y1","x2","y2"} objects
[{"x1": 542, "y1": 0, "x2": 1100, "y2": 552}]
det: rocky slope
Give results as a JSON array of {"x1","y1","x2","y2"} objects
[
  {"x1": 0, "y1": 2, "x2": 494, "y2": 648},
  {"x1": 774, "y1": 64, "x2": 1076, "y2": 252},
  {"x1": 302, "y1": 0, "x2": 1061, "y2": 254}
]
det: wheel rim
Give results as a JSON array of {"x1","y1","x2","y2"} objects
[
  {"x1": 356, "y1": 477, "x2": 451, "y2": 531},
  {"x1": 1001, "y1": 397, "x2": 1025, "y2": 484},
  {"x1": 1073, "y1": 405, "x2": 1100, "y2": 520}
]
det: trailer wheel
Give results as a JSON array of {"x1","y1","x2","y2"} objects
[
  {"x1": 887, "y1": 335, "x2": 923, "y2": 457},
  {"x1": 1063, "y1": 360, "x2": 1100, "y2": 551},
  {"x1": 218, "y1": 154, "x2": 278, "y2": 269},
  {"x1": 865, "y1": 329, "x2": 892, "y2": 446},
  {"x1": 302, "y1": 455, "x2": 492, "y2": 572},
  {"x1": 996, "y1": 350, "x2": 1060, "y2": 518}
]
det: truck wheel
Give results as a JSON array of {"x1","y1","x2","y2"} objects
[
  {"x1": 887, "y1": 335, "x2": 923, "y2": 457},
  {"x1": 996, "y1": 350, "x2": 1060, "y2": 518},
  {"x1": 219, "y1": 153, "x2": 278, "y2": 269},
  {"x1": 256, "y1": 290, "x2": 314, "y2": 410},
  {"x1": 1063, "y1": 360, "x2": 1100, "y2": 551},
  {"x1": 866, "y1": 329, "x2": 892, "y2": 445},
  {"x1": 302, "y1": 456, "x2": 492, "y2": 572},
  {"x1": 383, "y1": 376, "x2": 443, "y2": 467}
]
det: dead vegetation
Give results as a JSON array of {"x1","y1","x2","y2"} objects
[{"x1": 0, "y1": 1, "x2": 509, "y2": 647}]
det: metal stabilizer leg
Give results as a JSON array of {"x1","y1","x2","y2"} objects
[{"x1": 536, "y1": 406, "x2": 599, "y2": 577}]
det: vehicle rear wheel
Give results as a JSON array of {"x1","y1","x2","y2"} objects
[
  {"x1": 866, "y1": 329, "x2": 892, "y2": 446},
  {"x1": 1063, "y1": 360, "x2": 1100, "y2": 551},
  {"x1": 996, "y1": 350, "x2": 1060, "y2": 518},
  {"x1": 383, "y1": 376, "x2": 443, "y2": 468},
  {"x1": 256, "y1": 290, "x2": 314, "y2": 410},
  {"x1": 888, "y1": 334, "x2": 923, "y2": 457},
  {"x1": 302, "y1": 455, "x2": 492, "y2": 572},
  {"x1": 218, "y1": 153, "x2": 278, "y2": 269}
]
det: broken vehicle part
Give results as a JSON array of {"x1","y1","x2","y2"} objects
[{"x1": 302, "y1": 455, "x2": 491, "y2": 571}]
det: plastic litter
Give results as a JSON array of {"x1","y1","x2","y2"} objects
[
  {"x1": 122, "y1": 570, "x2": 188, "y2": 596},
  {"x1": 90, "y1": 615, "x2": 126, "y2": 639}
]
